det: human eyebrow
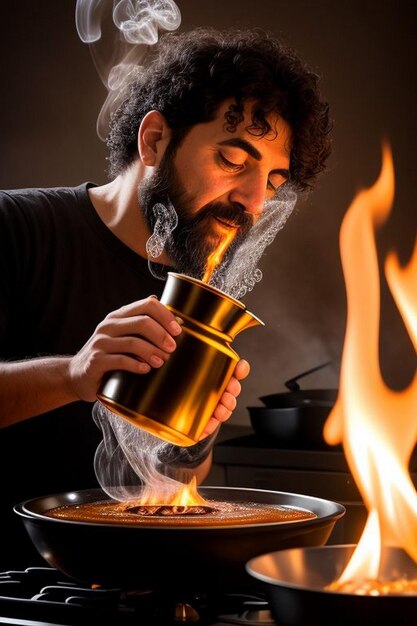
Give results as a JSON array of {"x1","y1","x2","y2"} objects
[
  {"x1": 270, "y1": 167, "x2": 290, "y2": 181},
  {"x1": 218, "y1": 138, "x2": 290, "y2": 180},
  {"x1": 218, "y1": 138, "x2": 262, "y2": 161}
]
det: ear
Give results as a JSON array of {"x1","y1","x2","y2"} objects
[{"x1": 138, "y1": 110, "x2": 172, "y2": 167}]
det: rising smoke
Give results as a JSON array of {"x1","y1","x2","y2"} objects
[
  {"x1": 78, "y1": 1, "x2": 298, "y2": 501},
  {"x1": 94, "y1": 189, "x2": 297, "y2": 502},
  {"x1": 210, "y1": 186, "x2": 297, "y2": 298},
  {"x1": 77, "y1": 0, "x2": 187, "y2": 501},
  {"x1": 75, "y1": 0, "x2": 181, "y2": 140},
  {"x1": 93, "y1": 402, "x2": 197, "y2": 501},
  {"x1": 145, "y1": 199, "x2": 178, "y2": 279},
  {"x1": 146, "y1": 185, "x2": 298, "y2": 297}
]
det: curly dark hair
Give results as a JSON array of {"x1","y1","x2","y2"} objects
[{"x1": 106, "y1": 27, "x2": 331, "y2": 191}]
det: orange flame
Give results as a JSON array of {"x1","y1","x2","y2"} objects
[
  {"x1": 324, "y1": 142, "x2": 417, "y2": 583},
  {"x1": 137, "y1": 476, "x2": 207, "y2": 507},
  {"x1": 201, "y1": 224, "x2": 237, "y2": 284}
]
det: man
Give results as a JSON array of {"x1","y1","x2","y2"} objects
[{"x1": 0, "y1": 27, "x2": 331, "y2": 568}]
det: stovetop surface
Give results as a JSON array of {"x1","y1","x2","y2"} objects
[
  {"x1": 0, "y1": 566, "x2": 276, "y2": 626},
  {"x1": 213, "y1": 434, "x2": 348, "y2": 471},
  {"x1": 214, "y1": 434, "x2": 417, "y2": 472}
]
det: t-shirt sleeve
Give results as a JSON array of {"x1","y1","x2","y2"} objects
[{"x1": 0, "y1": 192, "x2": 28, "y2": 345}]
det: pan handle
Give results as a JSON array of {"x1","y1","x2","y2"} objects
[{"x1": 285, "y1": 361, "x2": 332, "y2": 392}]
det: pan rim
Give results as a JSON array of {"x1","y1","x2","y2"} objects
[
  {"x1": 246, "y1": 544, "x2": 417, "y2": 598},
  {"x1": 14, "y1": 486, "x2": 345, "y2": 531}
]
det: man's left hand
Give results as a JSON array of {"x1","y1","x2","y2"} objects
[{"x1": 199, "y1": 359, "x2": 250, "y2": 439}]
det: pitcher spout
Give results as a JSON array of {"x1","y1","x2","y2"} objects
[{"x1": 229, "y1": 309, "x2": 265, "y2": 339}]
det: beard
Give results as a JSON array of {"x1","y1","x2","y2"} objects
[{"x1": 138, "y1": 148, "x2": 253, "y2": 280}]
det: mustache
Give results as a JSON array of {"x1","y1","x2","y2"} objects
[{"x1": 190, "y1": 202, "x2": 254, "y2": 232}]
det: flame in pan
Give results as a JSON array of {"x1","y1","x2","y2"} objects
[{"x1": 129, "y1": 476, "x2": 207, "y2": 508}]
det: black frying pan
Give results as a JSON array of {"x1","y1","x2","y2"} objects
[
  {"x1": 259, "y1": 387, "x2": 338, "y2": 408},
  {"x1": 246, "y1": 545, "x2": 417, "y2": 626},
  {"x1": 248, "y1": 404, "x2": 334, "y2": 447},
  {"x1": 252, "y1": 362, "x2": 338, "y2": 447},
  {"x1": 259, "y1": 361, "x2": 337, "y2": 407},
  {"x1": 14, "y1": 487, "x2": 345, "y2": 592}
]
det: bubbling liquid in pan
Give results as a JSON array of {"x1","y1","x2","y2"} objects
[{"x1": 46, "y1": 499, "x2": 316, "y2": 527}]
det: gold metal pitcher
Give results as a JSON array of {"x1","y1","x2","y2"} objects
[{"x1": 97, "y1": 273, "x2": 264, "y2": 446}]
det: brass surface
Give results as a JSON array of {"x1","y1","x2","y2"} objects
[{"x1": 97, "y1": 273, "x2": 264, "y2": 446}]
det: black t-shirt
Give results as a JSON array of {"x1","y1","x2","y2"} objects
[{"x1": 0, "y1": 183, "x2": 165, "y2": 568}]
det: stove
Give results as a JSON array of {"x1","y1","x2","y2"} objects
[
  {"x1": 5, "y1": 431, "x2": 397, "y2": 625},
  {"x1": 0, "y1": 566, "x2": 277, "y2": 626}
]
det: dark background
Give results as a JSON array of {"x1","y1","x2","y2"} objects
[{"x1": 1, "y1": 0, "x2": 416, "y2": 425}]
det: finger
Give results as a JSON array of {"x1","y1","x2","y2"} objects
[
  {"x1": 225, "y1": 376, "x2": 241, "y2": 397},
  {"x1": 106, "y1": 297, "x2": 182, "y2": 337},
  {"x1": 200, "y1": 416, "x2": 223, "y2": 439},
  {"x1": 100, "y1": 316, "x2": 178, "y2": 352},
  {"x1": 97, "y1": 353, "x2": 152, "y2": 376},
  {"x1": 96, "y1": 336, "x2": 172, "y2": 367},
  {"x1": 234, "y1": 359, "x2": 250, "y2": 381},
  {"x1": 97, "y1": 309, "x2": 180, "y2": 354},
  {"x1": 212, "y1": 402, "x2": 233, "y2": 423},
  {"x1": 200, "y1": 389, "x2": 240, "y2": 438},
  {"x1": 218, "y1": 391, "x2": 237, "y2": 413}
]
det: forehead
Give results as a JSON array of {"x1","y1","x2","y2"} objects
[{"x1": 181, "y1": 99, "x2": 292, "y2": 157}]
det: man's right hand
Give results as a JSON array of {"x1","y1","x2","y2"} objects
[
  {"x1": 0, "y1": 296, "x2": 182, "y2": 428},
  {"x1": 67, "y1": 296, "x2": 182, "y2": 402}
]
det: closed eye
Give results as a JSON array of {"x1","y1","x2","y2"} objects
[
  {"x1": 217, "y1": 138, "x2": 290, "y2": 190},
  {"x1": 217, "y1": 152, "x2": 244, "y2": 172},
  {"x1": 268, "y1": 170, "x2": 290, "y2": 194}
]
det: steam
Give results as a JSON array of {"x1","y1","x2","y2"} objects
[
  {"x1": 77, "y1": 3, "x2": 297, "y2": 496},
  {"x1": 145, "y1": 185, "x2": 298, "y2": 296},
  {"x1": 93, "y1": 401, "x2": 191, "y2": 501},
  {"x1": 94, "y1": 191, "x2": 297, "y2": 501},
  {"x1": 75, "y1": 0, "x2": 181, "y2": 139},
  {"x1": 212, "y1": 186, "x2": 298, "y2": 298},
  {"x1": 145, "y1": 199, "x2": 178, "y2": 279}
]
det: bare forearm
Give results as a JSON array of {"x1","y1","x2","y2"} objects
[{"x1": 0, "y1": 357, "x2": 78, "y2": 428}]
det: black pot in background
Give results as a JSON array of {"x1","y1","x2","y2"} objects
[
  {"x1": 248, "y1": 402, "x2": 335, "y2": 448},
  {"x1": 250, "y1": 362, "x2": 339, "y2": 448},
  {"x1": 259, "y1": 388, "x2": 338, "y2": 408}
]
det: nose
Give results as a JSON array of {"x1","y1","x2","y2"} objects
[{"x1": 228, "y1": 173, "x2": 267, "y2": 219}]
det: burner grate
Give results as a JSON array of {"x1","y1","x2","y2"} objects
[
  {"x1": 0, "y1": 568, "x2": 134, "y2": 625},
  {"x1": 0, "y1": 566, "x2": 276, "y2": 625}
]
